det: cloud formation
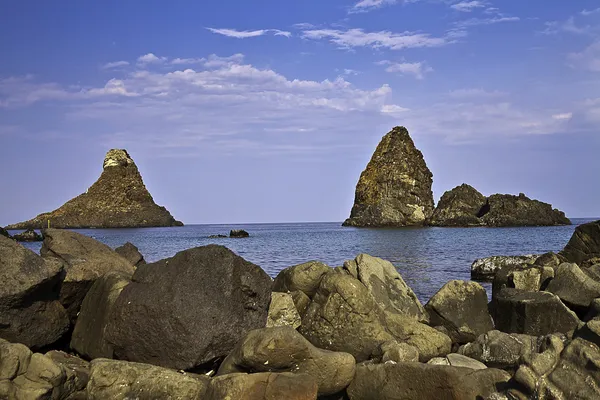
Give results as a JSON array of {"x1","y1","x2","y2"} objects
[
  {"x1": 206, "y1": 28, "x2": 291, "y2": 39},
  {"x1": 451, "y1": 1, "x2": 487, "y2": 13},
  {"x1": 377, "y1": 60, "x2": 432, "y2": 79},
  {"x1": 101, "y1": 61, "x2": 129, "y2": 69}
]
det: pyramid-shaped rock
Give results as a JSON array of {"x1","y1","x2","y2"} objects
[
  {"x1": 7, "y1": 149, "x2": 182, "y2": 229},
  {"x1": 343, "y1": 126, "x2": 434, "y2": 227}
]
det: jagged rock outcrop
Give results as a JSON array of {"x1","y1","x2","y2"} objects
[
  {"x1": 6, "y1": 149, "x2": 182, "y2": 229},
  {"x1": 428, "y1": 185, "x2": 570, "y2": 227},
  {"x1": 12, "y1": 229, "x2": 42, "y2": 242},
  {"x1": 343, "y1": 126, "x2": 434, "y2": 227},
  {"x1": 560, "y1": 220, "x2": 600, "y2": 265}
]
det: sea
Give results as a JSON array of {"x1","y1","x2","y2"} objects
[{"x1": 14, "y1": 218, "x2": 596, "y2": 303}]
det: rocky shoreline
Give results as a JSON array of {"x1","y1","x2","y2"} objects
[{"x1": 1, "y1": 220, "x2": 599, "y2": 399}]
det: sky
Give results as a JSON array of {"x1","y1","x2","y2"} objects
[{"x1": 1, "y1": 0, "x2": 599, "y2": 225}]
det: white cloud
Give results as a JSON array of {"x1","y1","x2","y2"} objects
[
  {"x1": 542, "y1": 17, "x2": 595, "y2": 35},
  {"x1": 448, "y1": 88, "x2": 507, "y2": 98},
  {"x1": 101, "y1": 61, "x2": 129, "y2": 69},
  {"x1": 581, "y1": 8, "x2": 600, "y2": 16},
  {"x1": 171, "y1": 58, "x2": 205, "y2": 65},
  {"x1": 455, "y1": 16, "x2": 519, "y2": 28},
  {"x1": 568, "y1": 41, "x2": 600, "y2": 72},
  {"x1": 137, "y1": 53, "x2": 168, "y2": 64},
  {"x1": 302, "y1": 28, "x2": 453, "y2": 50},
  {"x1": 451, "y1": 1, "x2": 487, "y2": 13},
  {"x1": 206, "y1": 28, "x2": 291, "y2": 39},
  {"x1": 381, "y1": 104, "x2": 410, "y2": 114},
  {"x1": 350, "y1": 0, "x2": 401, "y2": 13},
  {"x1": 552, "y1": 112, "x2": 573, "y2": 120},
  {"x1": 377, "y1": 60, "x2": 432, "y2": 79}
]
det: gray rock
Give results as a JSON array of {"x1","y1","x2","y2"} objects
[
  {"x1": 346, "y1": 362, "x2": 511, "y2": 400},
  {"x1": 0, "y1": 227, "x2": 10, "y2": 239},
  {"x1": 106, "y1": 245, "x2": 272, "y2": 370},
  {"x1": 458, "y1": 330, "x2": 540, "y2": 370},
  {"x1": 267, "y1": 292, "x2": 302, "y2": 329},
  {"x1": 230, "y1": 229, "x2": 249, "y2": 238},
  {"x1": 87, "y1": 358, "x2": 209, "y2": 400},
  {"x1": 41, "y1": 229, "x2": 135, "y2": 322},
  {"x1": 114, "y1": 242, "x2": 145, "y2": 267},
  {"x1": 492, "y1": 288, "x2": 580, "y2": 336},
  {"x1": 273, "y1": 261, "x2": 331, "y2": 298},
  {"x1": 480, "y1": 193, "x2": 570, "y2": 227},
  {"x1": 208, "y1": 372, "x2": 318, "y2": 400},
  {"x1": 425, "y1": 280, "x2": 494, "y2": 344},
  {"x1": 574, "y1": 319, "x2": 600, "y2": 347},
  {"x1": 217, "y1": 326, "x2": 355, "y2": 396},
  {"x1": 0, "y1": 236, "x2": 69, "y2": 349},
  {"x1": 376, "y1": 340, "x2": 420, "y2": 363},
  {"x1": 343, "y1": 126, "x2": 435, "y2": 227},
  {"x1": 45, "y1": 350, "x2": 90, "y2": 399},
  {"x1": 427, "y1": 354, "x2": 487, "y2": 370},
  {"x1": 471, "y1": 255, "x2": 540, "y2": 281},
  {"x1": 427, "y1": 184, "x2": 487, "y2": 227},
  {"x1": 71, "y1": 271, "x2": 132, "y2": 360},
  {"x1": 12, "y1": 229, "x2": 43, "y2": 242},
  {"x1": 560, "y1": 220, "x2": 600, "y2": 265},
  {"x1": 546, "y1": 263, "x2": 600, "y2": 312}
]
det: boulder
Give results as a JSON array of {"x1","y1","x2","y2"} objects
[
  {"x1": 86, "y1": 358, "x2": 209, "y2": 400},
  {"x1": 299, "y1": 272, "x2": 450, "y2": 362},
  {"x1": 267, "y1": 292, "x2": 302, "y2": 329},
  {"x1": 208, "y1": 372, "x2": 318, "y2": 400},
  {"x1": 12, "y1": 229, "x2": 42, "y2": 242},
  {"x1": 492, "y1": 265, "x2": 548, "y2": 298},
  {"x1": 427, "y1": 184, "x2": 487, "y2": 227},
  {"x1": 217, "y1": 326, "x2": 355, "y2": 396},
  {"x1": 0, "y1": 226, "x2": 10, "y2": 238},
  {"x1": 574, "y1": 319, "x2": 600, "y2": 346},
  {"x1": 346, "y1": 362, "x2": 510, "y2": 400},
  {"x1": 106, "y1": 245, "x2": 272, "y2": 370},
  {"x1": 0, "y1": 236, "x2": 69, "y2": 349},
  {"x1": 427, "y1": 353, "x2": 488, "y2": 370},
  {"x1": 373, "y1": 340, "x2": 420, "y2": 363},
  {"x1": 40, "y1": 229, "x2": 135, "y2": 322},
  {"x1": 290, "y1": 290, "x2": 311, "y2": 317},
  {"x1": 343, "y1": 126, "x2": 434, "y2": 227},
  {"x1": 6, "y1": 149, "x2": 183, "y2": 229},
  {"x1": 471, "y1": 254, "x2": 540, "y2": 281},
  {"x1": 45, "y1": 350, "x2": 90, "y2": 399},
  {"x1": 560, "y1": 220, "x2": 600, "y2": 265},
  {"x1": 343, "y1": 254, "x2": 428, "y2": 323},
  {"x1": 425, "y1": 280, "x2": 494, "y2": 344},
  {"x1": 71, "y1": 271, "x2": 132, "y2": 360},
  {"x1": 546, "y1": 263, "x2": 600, "y2": 313},
  {"x1": 230, "y1": 229, "x2": 249, "y2": 238},
  {"x1": 492, "y1": 288, "x2": 580, "y2": 336},
  {"x1": 114, "y1": 242, "x2": 145, "y2": 267},
  {"x1": 273, "y1": 261, "x2": 331, "y2": 298}
]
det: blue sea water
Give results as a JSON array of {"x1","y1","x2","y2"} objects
[{"x1": 14, "y1": 218, "x2": 596, "y2": 303}]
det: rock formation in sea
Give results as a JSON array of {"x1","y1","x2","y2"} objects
[
  {"x1": 6, "y1": 149, "x2": 183, "y2": 229},
  {"x1": 427, "y1": 184, "x2": 571, "y2": 227},
  {"x1": 343, "y1": 126, "x2": 434, "y2": 227}
]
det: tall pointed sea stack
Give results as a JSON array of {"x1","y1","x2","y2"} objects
[
  {"x1": 343, "y1": 126, "x2": 434, "y2": 227},
  {"x1": 7, "y1": 149, "x2": 182, "y2": 229}
]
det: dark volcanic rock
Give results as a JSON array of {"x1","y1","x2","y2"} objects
[
  {"x1": 41, "y1": 229, "x2": 135, "y2": 322},
  {"x1": 114, "y1": 242, "x2": 145, "y2": 267},
  {"x1": 0, "y1": 226, "x2": 11, "y2": 239},
  {"x1": 12, "y1": 229, "x2": 42, "y2": 242},
  {"x1": 6, "y1": 149, "x2": 182, "y2": 229},
  {"x1": 427, "y1": 184, "x2": 487, "y2": 227},
  {"x1": 546, "y1": 263, "x2": 600, "y2": 314},
  {"x1": 0, "y1": 236, "x2": 69, "y2": 349},
  {"x1": 343, "y1": 126, "x2": 434, "y2": 227},
  {"x1": 230, "y1": 229, "x2": 249, "y2": 238},
  {"x1": 106, "y1": 245, "x2": 272, "y2": 370},
  {"x1": 560, "y1": 220, "x2": 600, "y2": 265},
  {"x1": 428, "y1": 187, "x2": 570, "y2": 227}
]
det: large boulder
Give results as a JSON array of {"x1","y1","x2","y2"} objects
[
  {"x1": 343, "y1": 126, "x2": 434, "y2": 227},
  {"x1": 299, "y1": 271, "x2": 450, "y2": 362},
  {"x1": 106, "y1": 245, "x2": 272, "y2": 370},
  {"x1": 425, "y1": 280, "x2": 494, "y2": 344},
  {"x1": 492, "y1": 288, "x2": 580, "y2": 336},
  {"x1": 273, "y1": 261, "x2": 331, "y2": 298},
  {"x1": 344, "y1": 254, "x2": 428, "y2": 322},
  {"x1": 217, "y1": 326, "x2": 355, "y2": 396},
  {"x1": 114, "y1": 242, "x2": 145, "y2": 267},
  {"x1": 266, "y1": 292, "x2": 302, "y2": 329},
  {"x1": 87, "y1": 358, "x2": 209, "y2": 400},
  {"x1": 12, "y1": 229, "x2": 43, "y2": 242},
  {"x1": 427, "y1": 184, "x2": 487, "y2": 227},
  {"x1": 546, "y1": 263, "x2": 600, "y2": 314},
  {"x1": 560, "y1": 220, "x2": 600, "y2": 265},
  {"x1": 0, "y1": 236, "x2": 69, "y2": 349},
  {"x1": 346, "y1": 362, "x2": 510, "y2": 400},
  {"x1": 207, "y1": 372, "x2": 318, "y2": 400},
  {"x1": 40, "y1": 229, "x2": 135, "y2": 322},
  {"x1": 6, "y1": 149, "x2": 183, "y2": 229},
  {"x1": 71, "y1": 271, "x2": 132, "y2": 360},
  {"x1": 471, "y1": 254, "x2": 540, "y2": 281}
]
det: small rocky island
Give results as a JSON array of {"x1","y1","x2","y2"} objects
[
  {"x1": 6, "y1": 149, "x2": 182, "y2": 229},
  {"x1": 343, "y1": 126, "x2": 435, "y2": 227},
  {"x1": 344, "y1": 127, "x2": 569, "y2": 228},
  {"x1": 1, "y1": 221, "x2": 600, "y2": 399}
]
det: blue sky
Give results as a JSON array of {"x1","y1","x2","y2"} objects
[{"x1": 1, "y1": 0, "x2": 599, "y2": 225}]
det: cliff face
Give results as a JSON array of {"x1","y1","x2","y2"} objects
[
  {"x1": 7, "y1": 149, "x2": 183, "y2": 229},
  {"x1": 427, "y1": 185, "x2": 570, "y2": 227},
  {"x1": 343, "y1": 126, "x2": 434, "y2": 227}
]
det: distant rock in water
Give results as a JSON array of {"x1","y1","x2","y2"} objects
[
  {"x1": 6, "y1": 149, "x2": 183, "y2": 229},
  {"x1": 343, "y1": 126, "x2": 434, "y2": 227},
  {"x1": 427, "y1": 184, "x2": 570, "y2": 227},
  {"x1": 12, "y1": 228, "x2": 43, "y2": 242},
  {"x1": 230, "y1": 229, "x2": 250, "y2": 238}
]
